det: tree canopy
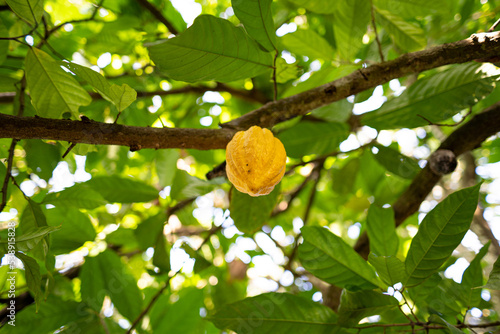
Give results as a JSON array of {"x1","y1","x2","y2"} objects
[{"x1": 1, "y1": 0, "x2": 500, "y2": 333}]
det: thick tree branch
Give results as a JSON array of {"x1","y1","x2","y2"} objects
[
  {"x1": 354, "y1": 101, "x2": 500, "y2": 258},
  {"x1": 0, "y1": 114, "x2": 235, "y2": 150},
  {"x1": 224, "y1": 31, "x2": 500, "y2": 130}
]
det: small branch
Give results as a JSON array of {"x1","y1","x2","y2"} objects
[
  {"x1": 489, "y1": 17, "x2": 500, "y2": 32},
  {"x1": 370, "y1": 0, "x2": 384, "y2": 62},
  {"x1": 134, "y1": 0, "x2": 179, "y2": 35},
  {"x1": 0, "y1": 140, "x2": 17, "y2": 213}
]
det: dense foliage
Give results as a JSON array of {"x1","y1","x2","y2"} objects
[{"x1": 1, "y1": 0, "x2": 500, "y2": 333}]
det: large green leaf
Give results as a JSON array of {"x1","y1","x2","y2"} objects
[
  {"x1": 428, "y1": 315, "x2": 465, "y2": 334},
  {"x1": 404, "y1": 183, "x2": 480, "y2": 287},
  {"x1": 375, "y1": 8, "x2": 426, "y2": 51},
  {"x1": 155, "y1": 149, "x2": 179, "y2": 187},
  {"x1": 43, "y1": 183, "x2": 108, "y2": 209},
  {"x1": 484, "y1": 254, "x2": 500, "y2": 290},
  {"x1": 16, "y1": 252, "x2": 42, "y2": 312},
  {"x1": 170, "y1": 170, "x2": 218, "y2": 201},
  {"x1": 0, "y1": 225, "x2": 60, "y2": 253},
  {"x1": 278, "y1": 121, "x2": 349, "y2": 159},
  {"x1": 457, "y1": 241, "x2": 489, "y2": 308},
  {"x1": 229, "y1": 185, "x2": 280, "y2": 234},
  {"x1": 1, "y1": 296, "x2": 84, "y2": 334},
  {"x1": 62, "y1": 62, "x2": 137, "y2": 111},
  {"x1": 299, "y1": 226, "x2": 381, "y2": 290},
  {"x1": 86, "y1": 175, "x2": 158, "y2": 203},
  {"x1": 20, "y1": 200, "x2": 50, "y2": 261},
  {"x1": 25, "y1": 48, "x2": 92, "y2": 118},
  {"x1": 232, "y1": 0, "x2": 276, "y2": 52},
  {"x1": 24, "y1": 139, "x2": 60, "y2": 181},
  {"x1": 208, "y1": 293, "x2": 339, "y2": 333},
  {"x1": 331, "y1": 158, "x2": 360, "y2": 195},
  {"x1": 148, "y1": 15, "x2": 273, "y2": 82},
  {"x1": 288, "y1": 0, "x2": 336, "y2": 13},
  {"x1": 374, "y1": 0, "x2": 451, "y2": 17},
  {"x1": 154, "y1": 287, "x2": 204, "y2": 332},
  {"x1": 280, "y1": 29, "x2": 334, "y2": 61},
  {"x1": 365, "y1": 205, "x2": 398, "y2": 256},
  {"x1": 361, "y1": 63, "x2": 500, "y2": 130},
  {"x1": 338, "y1": 290, "x2": 399, "y2": 327},
  {"x1": 368, "y1": 254, "x2": 406, "y2": 286},
  {"x1": 134, "y1": 213, "x2": 166, "y2": 250},
  {"x1": 373, "y1": 145, "x2": 421, "y2": 179},
  {"x1": 333, "y1": 0, "x2": 370, "y2": 60},
  {"x1": 6, "y1": 0, "x2": 44, "y2": 26},
  {"x1": 80, "y1": 249, "x2": 143, "y2": 321},
  {"x1": 45, "y1": 207, "x2": 97, "y2": 254}
]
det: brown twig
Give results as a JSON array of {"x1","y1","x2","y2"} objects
[
  {"x1": 370, "y1": 0, "x2": 384, "y2": 62},
  {"x1": 0, "y1": 140, "x2": 17, "y2": 213},
  {"x1": 489, "y1": 17, "x2": 500, "y2": 32},
  {"x1": 134, "y1": 0, "x2": 179, "y2": 35},
  {"x1": 417, "y1": 107, "x2": 473, "y2": 127}
]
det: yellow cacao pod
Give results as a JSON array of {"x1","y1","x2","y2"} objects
[{"x1": 226, "y1": 126, "x2": 287, "y2": 197}]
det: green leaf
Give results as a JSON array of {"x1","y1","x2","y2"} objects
[
  {"x1": 0, "y1": 296, "x2": 84, "y2": 334},
  {"x1": 24, "y1": 139, "x2": 60, "y2": 181},
  {"x1": 375, "y1": 9, "x2": 426, "y2": 52},
  {"x1": 484, "y1": 254, "x2": 500, "y2": 290},
  {"x1": 154, "y1": 287, "x2": 205, "y2": 332},
  {"x1": 229, "y1": 185, "x2": 280, "y2": 234},
  {"x1": 0, "y1": 226, "x2": 59, "y2": 253},
  {"x1": 365, "y1": 205, "x2": 398, "y2": 256},
  {"x1": 333, "y1": 0, "x2": 371, "y2": 60},
  {"x1": 368, "y1": 254, "x2": 406, "y2": 286},
  {"x1": 361, "y1": 63, "x2": 500, "y2": 130},
  {"x1": 331, "y1": 158, "x2": 360, "y2": 195},
  {"x1": 338, "y1": 290, "x2": 399, "y2": 327},
  {"x1": 404, "y1": 183, "x2": 481, "y2": 287},
  {"x1": 43, "y1": 183, "x2": 108, "y2": 209},
  {"x1": 275, "y1": 57, "x2": 300, "y2": 84},
  {"x1": 25, "y1": 48, "x2": 92, "y2": 118},
  {"x1": 428, "y1": 315, "x2": 465, "y2": 334},
  {"x1": 135, "y1": 213, "x2": 166, "y2": 250},
  {"x1": 86, "y1": 175, "x2": 158, "y2": 203},
  {"x1": 152, "y1": 235, "x2": 170, "y2": 273},
  {"x1": 155, "y1": 149, "x2": 179, "y2": 187},
  {"x1": 80, "y1": 249, "x2": 143, "y2": 321},
  {"x1": 288, "y1": 0, "x2": 337, "y2": 13},
  {"x1": 16, "y1": 252, "x2": 42, "y2": 312},
  {"x1": 6, "y1": 0, "x2": 44, "y2": 26},
  {"x1": 374, "y1": 0, "x2": 451, "y2": 17},
  {"x1": 373, "y1": 145, "x2": 421, "y2": 179},
  {"x1": 278, "y1": 121, "x2": 349, "y2": 159},
  {"x1": 458, "y1": 242, "x2": 489, "y2": 308},
  {"x1": 45, "y1": 207, "x2": 96, "y2": 254},
  {"x1": 148, "y1": 15, "x2": 273, "y2": 83},
  {"x1": 299, "y1": 226, "x2": 380, "y2": 290},
  {"x1": 209, "y1": 293, "x2": 339, "y2": 333},
  {"x1": 280, "y1": 29, "x2": 334, "y2": 61},
  {"x1": 0, "y1": 19, "x2": 8, "y2": 66},
  {"x1": 232, "y1": 0, "x2": 276, "y2": 52},
  {"x1": 19, "y1": 200, "x2": 50, "y2": 261},
  {"x1": 170, "y1": 170, "x2": 218, "y2": 201},
  {"x1": 311, "y1": 99, "x2": 353, "y2": 123},
  {"x1": 62, "y1": 62, "x2": 137, "y2": 111}
]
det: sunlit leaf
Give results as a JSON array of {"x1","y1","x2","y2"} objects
[
  {"x1": 458, "y1": 241, "x2": 489, "y2": 308},
  {"x1": 299, "y1": 226, "x2": 381, "y2": 290},
  {"x1": 6, "y1": 0, "x2": 44, "y2": 26},
  {"x1": 361, "y1": 63, "x2": 500, "y2": 130},
  {"x1": 374, "y1": 0, "x2": 451, "y2": 17},
  {"x1": 484, "y1": 254, "x2": 500, "y2": 290},
  {"x1": 333, "y1": 0, "x2": 371, "y2": 60},
  {"x1": 375, "y1": 8, "x2": 426, "y2": 51},
  {"x1": 428, "y1": 315, "x2": 465, "y2": 334},
  {"x1": 405, "y1": 183, "x2": 480, "y2": 287},
  {"x1": 278, "y1": 121, "x2": 349, "y2": 158},
  {"x1": 86, "y1": 175, "x2": 158, "y2": 203},
  {"x1": 365, "y1": 205, "x2": 398, "y2": 256},
  {"x1": 0, "y1": 19, "x2": 8, "y2": 66},
  {"x1": 280, "y1": 29, "x2": 334, "y2": 61},
  {"x1": 25, "y1": 48, "x2": 92, "y2": 118},
  {"x1": 275, "y1": 57, "x2": 300, "y2": 84},
  {"x1": 148, "y1": 15, "x2": 273, "y2": 82},
  {"x1": 16, "y1": 252, "x2": 42, "y2": 312},
  {"x1": 287, "y1": 0, "x2": 337, "y2": 13},
  {"x1": 368, "y1": 254, "x2": 406, "y2": 286},
  {"x1": 232, "y1": 0, "x2": 277, "y2": 52},
  {"x1": 373, "y1": 145, "x2": 421, "y2": 179},
  {"x1": 230, "y1": 184, "x2": 280, "y2": 234},
  {"x1": 338, "y1": 290, "x2": 399, "y2": 327},
  {"x1": 209, "y1": 293, "x2": 339, "y2": 333},
  {"x1": 0, "y1": 225, "x2": 59, "y2": 253},
  {"x1": 43, "y1": 183, "x2": 108, "y2": 209}
]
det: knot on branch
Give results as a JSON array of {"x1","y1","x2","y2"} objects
[{"x1": 428, "y1": 149, "x2": 457, "y2": 175}]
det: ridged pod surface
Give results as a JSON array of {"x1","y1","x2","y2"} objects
[{"x1": 226, "y1": 126, "x2": 287, "y2": 196}]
